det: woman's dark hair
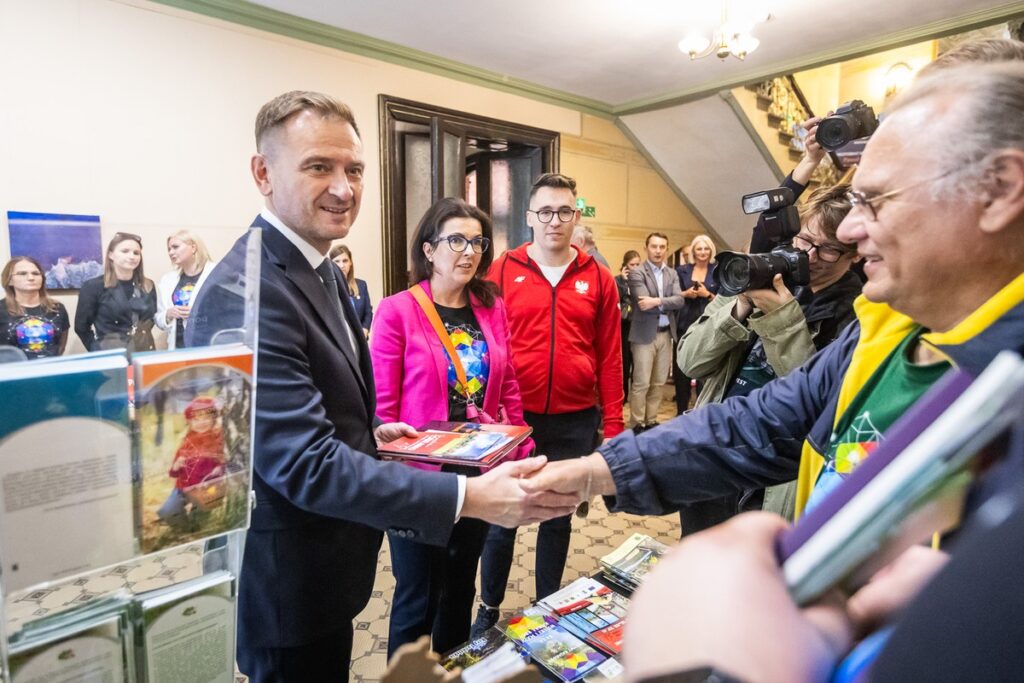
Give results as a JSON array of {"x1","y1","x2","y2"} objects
[
  {"x1": 620, "y1": 250, "x2": 641, "y2": 269},
  {"x1": 410, "y1": 197, "x2": 498, "y2": 308}
]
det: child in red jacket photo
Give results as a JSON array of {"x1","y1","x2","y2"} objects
[{"x1": 156, "y1": 395, "x2": 226, "y2": 528}]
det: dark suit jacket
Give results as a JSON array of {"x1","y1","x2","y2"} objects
[
  {"x1": 187, "y1": 216, "x2": 458, "y2": 648},
  {"x1": 627, "y1": 261, "x2": 685, "y2": 344},
  {"x1": 351, "y1": 277, "x2": 373, "y2": 331}
]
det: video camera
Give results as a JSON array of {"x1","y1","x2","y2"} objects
[
  {"x1": 714, "y1": 187, "x2": 809, "y2": 297},
  {"x1": 817, "y1": 100, "x2": 880, "y2": 151}
]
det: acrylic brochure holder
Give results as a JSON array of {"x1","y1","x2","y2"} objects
[{"x1": 0, "y1": 228, "x2": 261, "y2": 683}]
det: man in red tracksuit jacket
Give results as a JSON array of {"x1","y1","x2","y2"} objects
[{"x1": 472, "y1": 172, "x2": 624, "y2": 635}]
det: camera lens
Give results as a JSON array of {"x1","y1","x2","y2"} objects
[
  {"x1": 817, "y1": 115, "x2": 854, "y2": 151},
  {"x1": 714, "y1": 252, "x2": 755, "y2": 296}
]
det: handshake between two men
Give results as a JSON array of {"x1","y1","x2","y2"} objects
[
  {"x1": 374, "y1": 419, "x2": 613, "y2": 529},
  {"x1": 461, "y1": 452, "x2": 614, "y2": 527}
]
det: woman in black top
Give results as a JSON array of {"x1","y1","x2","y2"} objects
[
  {"x1": 0, "y1": 256, "x2": 70, "y2": 359},
  {"x1": 74, "y1": 232, "x2": 157, "y2": 351}
]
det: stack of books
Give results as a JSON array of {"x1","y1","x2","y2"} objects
[
  {"x1": 502, "y1": 611, "x2": 607, "y2": 682},
  {"x1": 378, "y1": 421, "x2": 532, "y2": 468},
  {"x1": 538, "y1": 577, "x2": 628, "y2": 656},
  {"x1": 599, "y1": 533, "x2": 669, "y2": 592},
  {"x1": 441, "y1": 627, "x2": 530, "y2": 682}
]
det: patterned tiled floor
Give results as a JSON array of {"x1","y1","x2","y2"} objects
[{"x1": 5, "y1": 390, "x2": 683, "y2": 682}]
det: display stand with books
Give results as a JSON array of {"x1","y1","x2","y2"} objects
[{"x1": 0, "y1": 229, "x2": 262, "y2": 683}]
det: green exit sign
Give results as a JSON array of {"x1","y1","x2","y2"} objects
[{"x1": 576, "y1": 197, "x2": 596, "y2": 217}]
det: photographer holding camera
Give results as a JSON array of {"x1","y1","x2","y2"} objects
[{"x1": 674, "y1": 123, "x2": 862, "y2": 534}]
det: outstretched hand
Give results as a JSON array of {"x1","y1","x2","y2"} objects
[
  {"x1": 519, "y1": 454, "x2": 616, "y2": 501},
  {"x1": 461, "y1": 456, "x2": 580, "y2": 528}
]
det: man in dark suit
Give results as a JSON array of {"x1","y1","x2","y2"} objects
[
  {"x1": 188, "y1": 91, "x2": 576, "y2": 682},
  {"x1": 626, "y1": 232, "x2": 686, "y2": 432}
]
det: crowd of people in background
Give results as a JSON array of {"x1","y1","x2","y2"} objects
[
  {"x1": 1, "y1": 236, "x2": 376, "y2": 358},
  {"x1": 3, "y1": 36, "x2": 1024, "y2": 683}
]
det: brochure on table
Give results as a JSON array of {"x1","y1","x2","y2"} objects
[{"x1": 0, "y1": 228, "x2": 261, "y2": 683}]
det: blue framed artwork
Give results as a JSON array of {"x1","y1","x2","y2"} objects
[{"x1": 7, "y1": 211, "x2": 104, "y2": 290}]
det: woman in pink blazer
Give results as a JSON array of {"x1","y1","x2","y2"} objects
[{"x1": 371, "y1": 197, "x2": 533, "y2": 657}]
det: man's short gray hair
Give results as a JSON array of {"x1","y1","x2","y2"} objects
[
  {"x1": 887, "y1": 62, "x2": 1024, "y2": 199},
  {"x1": 255, "y1": 90, "x2": 360, "y2": 152},
  {"x1": 572, "y1": 224, "x2": 595, "y2": 247}
]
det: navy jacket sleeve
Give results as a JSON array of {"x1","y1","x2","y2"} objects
[{"x1": 597, "y1": 322, "x2": 859, "y2": 515}]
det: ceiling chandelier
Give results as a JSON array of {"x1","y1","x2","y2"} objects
[{"x1": 678, "y1": 1, "x2": 772, "y2": 61}]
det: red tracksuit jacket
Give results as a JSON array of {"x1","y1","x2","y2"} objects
[{"x1": 488, "y1": 244, "x2": 624, "y2": 437}]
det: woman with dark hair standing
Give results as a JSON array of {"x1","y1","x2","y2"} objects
[
  {"x1": 0, "y1": 256, "x2": 70, "y2": 359},
  {"x1": 74, "y1": 232, "x2": 157, "y2": 351},
  {"x1": 371, "y1": 197, "x2": 533, "y2": 657},
  {"x1": 330, "y1": 243, "x2": 373, "y2": 336},
  {"x1": 616, "y1": 250, "x2": 642, "y2": 395}
]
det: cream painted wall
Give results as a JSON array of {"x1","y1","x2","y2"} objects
[
  {"x1": 795, "y1": 40, "x2": 937, "y2": 118},
  {"x1": 561, "y1": 115, "x2": 707, "y2": 271},
  {"x1": 0, "y1": 0, "x2": 701, "y2": 355},
  {"x1": 729, "y1": 87, "x2": 796, "y2": 176},
  {"x1": 793, "y1": 64, "x2": 842, "y2": 119}
]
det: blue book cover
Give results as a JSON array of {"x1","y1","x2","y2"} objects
[{"x1": 0, "y1": 353, "x2": 136, "y2": 591}]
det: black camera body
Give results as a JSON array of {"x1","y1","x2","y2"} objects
[
  {"x1": 817, "y1": 100, "x2": 880, "y2": 151},
  {"x1": 714, "y1": 187, "x2": 809, "y2": 297}
]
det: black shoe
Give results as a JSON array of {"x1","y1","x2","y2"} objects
[
  {"x1": 470, "y1": 606, "x2": 499, "y2": 639},
  {"x1": 632, "y1": 424, "x2": 645, "y2": 435},
  {"x1": 646, "y1": 421, "x2": 660, "y2": 430}
]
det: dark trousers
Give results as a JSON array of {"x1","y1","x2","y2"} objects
[
  {"x1": 678, "y1": 495, "x2": 739, "y2": 539},
  {"x1": 387, "y1": 516, "x2": 489, "y2": 658},
  {"x1": 675, "y1": 370, "x2": 700, "y2": 413},
  {"x1": 238, "y1": 623, "x2": 353, "y2": 683},
  {"x1": 479, "y1": 408, "x2": 601, "y2": 604},
  {"x1": 621, "y1": 320, "x2": 632, "y2": 397}
]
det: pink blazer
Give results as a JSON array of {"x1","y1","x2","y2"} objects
[{"x1": 370, "y1": 280, "x2": 534, "y2": 471}]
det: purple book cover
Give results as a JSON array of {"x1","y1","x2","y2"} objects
[{"x1": 777, "y1": 368, "x2": 973, "y2": 561}]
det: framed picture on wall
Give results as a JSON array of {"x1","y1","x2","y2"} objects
[{"x1": 7, "y1": 211, "x2": 104, "y2": 290}]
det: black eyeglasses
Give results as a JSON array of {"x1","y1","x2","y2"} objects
[
  {"x1": 527, "y1": 207, "x2": 577, "y2": 223},
  {"x1": 792, "y1": 234, "x2": 851, "y2": 263},
  {"x1": 434, "y1": 234, "x2": 491, "y2": 254},
  {"x1": 113, "y1": 232, "x2": 143, "y2": 245}
]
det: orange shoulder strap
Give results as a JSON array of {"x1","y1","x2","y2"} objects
[{"x1": 409, "y1": 284, "x2": 471, "y2": 400}]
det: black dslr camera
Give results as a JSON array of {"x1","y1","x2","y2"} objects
[
  {"x1": 714, "y1": 187, "x2": 809, "y2": 297},
  {"x1": 816, "y1": 100, "x2": 880, "y2": 151}
]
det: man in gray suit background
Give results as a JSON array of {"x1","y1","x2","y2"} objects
[{"x1": 627, "y1": 232, "x2": 685, "y2": 432}]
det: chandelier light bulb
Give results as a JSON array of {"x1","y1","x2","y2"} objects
[{"x1": 678, "y1": 32, "x2": 712, "y2": 58}]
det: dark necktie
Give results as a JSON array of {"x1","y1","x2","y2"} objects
[{"x1": 315, "y1": 259, "x2": 360, "y2": 363}]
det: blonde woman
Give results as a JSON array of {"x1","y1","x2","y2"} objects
[
  {"x1": 330, "y1": 244, "x2": 373, "y2": 336},
  {"x1": 673, "y1": 234, "x2": 718, "y2": 413},
  {"x1": 156, "y1": 230, "x2": 216, "y2": 349}
]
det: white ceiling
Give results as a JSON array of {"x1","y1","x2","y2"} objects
[{"x1": 247, "y1": 0, "x2": 1022, "y2": 109}]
